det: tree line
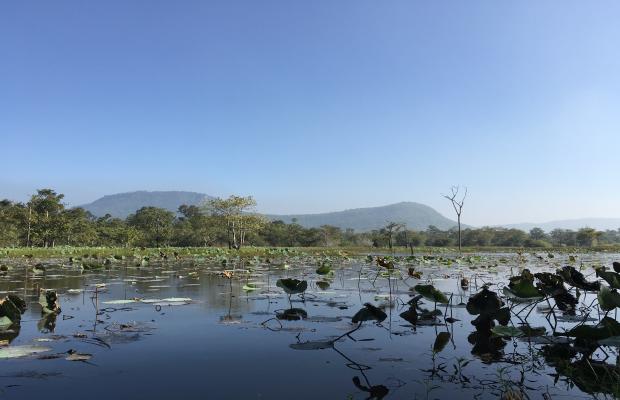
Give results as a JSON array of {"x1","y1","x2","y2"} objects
[{"x1": 0, "y1": 189, "x2": 618, "y2": 249}]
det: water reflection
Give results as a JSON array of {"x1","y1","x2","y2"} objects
[{"x1": 0, "y1": 253, "x2": 619, "y2": 399}]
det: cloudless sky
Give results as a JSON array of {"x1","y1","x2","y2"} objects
[{"x1": 1, "y1": 1, "x2": 619, "y2": 226}]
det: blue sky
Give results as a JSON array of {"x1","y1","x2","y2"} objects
[{"x1": 1, "y1": 1, "x2": 619, "y2": 226}]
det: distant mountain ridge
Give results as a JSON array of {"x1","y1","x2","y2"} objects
[
  {"x1": 79, "y1": 192, "x2": 458, "y2": 231},
  {"x1": 81, "y1": 191, "x2": 211, "y2": 218},
  {"x1": 266, "y1": 202, "x2": 459, "y2": 231},
  {"x1": 500, "y1": 218, "x2": 620, "y2": 232}
]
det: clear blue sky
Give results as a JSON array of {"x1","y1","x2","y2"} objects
[{"x1": 1, "y1": 1, "x2": 619, "y2": 226}]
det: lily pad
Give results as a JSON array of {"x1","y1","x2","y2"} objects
[
  {"x1": 316, "y1": 265, "x2": 331, "y2": 275},
  {"x1": 596, "y1": 268, "x2": 620, "y2": 289},
  {"x1": 565, "y1": 317, "x2": 620, "y2": 341},
  {"x1": 0, "y1": 316, "x2": 13, "y2": 329},
  {"x1": 414, "y1": 284, "x2": 449, "y2": 304},
  {"x1": 504, "y1": 269, "x2": 542, "y2": 300},
  {"x1": 598, "y1": 286, "x2": 620, "y2": 311},
  {"x1": 316, "y1": 281, "x2": 330, "y2": 290},
  {"x1": 276, "y1": 279, "x2": 308, "y2": 295},
  {"x1": 491, "y1": 326, "x2": 524, "y2": 338},
  {"x1": 557, "y1": 266, "x2": 600, "y2": 291},
  {"x1": 102, "y1": 299, "x2": 138, "y2": 305},
  {"x1": 0, "y1": 345, "x2": 51, "y2": 359},
  {"x1": 352, "y1": 303, "x2": 387, "y2": 323}
]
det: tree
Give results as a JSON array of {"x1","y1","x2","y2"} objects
[
  {"x1": 319, "y1": 225, "x2": 342, "y2": 247},
  {"x1": 127, "y1": 207, "x2": 175, "y2": 247},
  {"x1": 27, "y1": 189, "x2": 66, "y2": 247},
  {"x1": 425, "y1": 225, "x2": 452, "y2": 247},
  {"x1": 382, "y1": 221, "x2": 405, "y2": 251},
  {"x1": 62, "y1": 207, "x2": 97, "y2": 246},
  {"x1": 529, "y1": 227, "x2": 547, "y2": 241},
  {"x1": 576, "y1": 228, "x2": 601, "y2": 247},
  {"x1": 549, "y1": 229, "x2": 577, "y2": 246},
  {"x1": 0, "y1": 200, "x2": 27, "y2": 247},
  {"x1": 175, "y1": 205, "x2": 219, "y2": 246},
  {"x1": 443, "y1": 186, "x2": 467, "y2": 252},
  {"x1": 206, "y1": 195, "x2": 265, "y2": 249}
]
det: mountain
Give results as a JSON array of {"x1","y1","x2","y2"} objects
[
  {"x1": 80, "y1": 191, "x2": 211, "y2": 218},
  {"x1": 267, "y1": 202, "x2": 458, "y2": 232},
  {"x1": 501, "y1": 218, "x2": 620, "y2": 232},
  {"x1": 79, "y1": 193, "x2": 458, "y2": 231}
]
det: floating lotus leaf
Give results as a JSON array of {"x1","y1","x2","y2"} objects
[
  {"x1": 504, "y1": 269, "x2": 542, "y2": 300},
  {"x1": 596, "y1": 268, "x2": 620, "y2": 289},
  {"x1": 39, "y1": 289, "x2": 61, "y2": 315},
  {"x1": 534, "y1": 272, "x2": 564, "y2": 295},
  {"x1": 598, "y1": 286, "x2": 620, "y2": 311},
  {"x1": 565, "y1": 316, "x2": 620, "y2": 341},
  {"x1": 414, "y1": 284, "x2": 449, "y2": 304},
  {"x1": 242, "y1": 284, "x2": 259, "y2": 292},
  {"x1": 614, "y1": 261, "x2": 620, "y2": 273},
  {"x1": 491, "y1": 325, "x2": 524, "y2": 338},
  {"x1": 433, "y1": 332, "x2": 451, "y2": 353},
  {"x1": 598, "y1": 336, "x2": 620, "y2": 347},
  {"x1": 276, "y1": 308, "x2": 307, "y2": 321},
  {"x1": 557, "y1": 266, "x2": 600, "y2": 291},
  {"x1": 0, "y1": 345, "x2": 51, "y2": 359},
  {"x1": 519, "y1": 325, "x2": 546, "y2": 337},
  {"x1": 466, "y1": 287, "x2": 503, "y2": 315},
  {"x1": 352, "y1": 303, "x2": 387, "y2": 323},
  {"x1": 399, "y1": 307, "x2": 417, "y2": 325},
  {"x1": 376, "y1": 257, "x2": 394, "y2": 270},
  {"x1": 316, "y1": 281, "x2": 330, "y2": 290},
  {"x1": 0, "y1": 295, "x2": 27, "y2": 326},
  {"x1": 315, "y1": 265, "x2": 331, "y2": 275},
  {"x1": 467, "y1": 287, "x2": 509, "y2": 330},
  {"x1": 276, "y1": 278, "x2": 308, "y2": 295},
  {"x1": 0, "y1": 317, "x2": 12, "y2": 329},
  {"x1": 534, "y1": 272, "x2": 577, "y2": 312}
]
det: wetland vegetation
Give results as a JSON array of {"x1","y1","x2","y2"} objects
[
  {"x1": 1, "y1": 247, "x2": 620, "y2": 399},
  {"x1": 2, "y1": 189, "x2": 619, "y2": 252}
]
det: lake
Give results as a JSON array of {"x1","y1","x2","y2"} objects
[{"x1": 0, "y1": 251, "x2": 618, "y2": 399}]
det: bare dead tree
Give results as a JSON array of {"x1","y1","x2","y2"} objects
[{"x1": 443, "y1": 186, "x2": 467, "y2": 252}]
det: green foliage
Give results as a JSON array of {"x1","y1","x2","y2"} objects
[
  {"x1": 276, "y1": 278, "x2": 308, "y2": 295},
  {"x1": 352, "y1": 303, "x2": 387, "y2": 323},
  {"x1": 414, "y1": 284, "x2": 449, "y2": 304},
  {"x1": 598, "y1": 286, "x2": 620, "y2": 311},
  {"x1": 127, "y1": 207, "x2": 175, "y2": 247},
  {"x1": 2, "y1": 188, "x2": 620, "y2": 250}
]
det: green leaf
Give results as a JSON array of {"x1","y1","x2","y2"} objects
[
  {"x1": 598, "y1": 286, "x2": 620, "y2": 311},
  {"x1": 242, "y1": 284, "x2": 259, "y2": 292},
  {"x1": 315, "y1": 265, "x2": 331, "y2": 275},
  {"x1": 596, "y1": 269, "x2": 620, "y2": 289},
  {"x1": 414, "y1": 284, "x2": 449, "y2": 304},
  {"x1": 352, "y1": 303, "x2": 387, "y2": 323},
  {"x1": 491, "y1": 325, "x2": 524, "y2": 337},
  {"x1": 276, "y1": 279, "x2": 308, "y2": 295},
  {"x1": 505, "y1": 270, "x2": 542, "y2": 299},
  {"x1": 0, "y1": 316, "x2": 13, "y2": 329},
  {"x1": 565, "y1": 317, "x2": 620, "y2": 340},
  {"x1": 598, "y1": 336, "x2": 620, "y2": 347}
]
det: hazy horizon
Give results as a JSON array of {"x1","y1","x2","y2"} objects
[{"x1": 2, "y1": 1, "x2": 619, "y2": 226}]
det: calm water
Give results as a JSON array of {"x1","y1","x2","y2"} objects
[{"x1": 0, "y1": 252, "x2": 618, "y2": 399}]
